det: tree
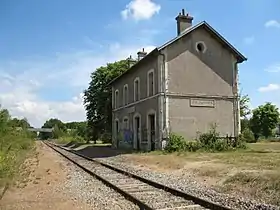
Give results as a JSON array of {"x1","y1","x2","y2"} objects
[
  {"x1": 250, "y1": 102, "x2": 279, "y2": 139},
  {"x1": 240, "y1": 94, "x2": 251, "y2": 118},
  {"x1": 84, "y1": 60, "x2": 130, "y2": 142},
  {"x1": 52, "y1": 124, "x2": 63, "y2": 139},
  {"x1": 8, "y1": 117, "x2": 31, "y2": 128},
  {"x1": 42, "y1": 118, "x2": 66, "y2": 131},
  {"x1": 40, "y1": 118, "x2": 66, "y2": 139}
]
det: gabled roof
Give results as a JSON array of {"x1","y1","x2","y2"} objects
[
  {"x1": 159, "y1": 21, "x2": 247, "y2": 63},
  {"x1": 108, "y1": 21, "x2": 247, "y2": 85}
]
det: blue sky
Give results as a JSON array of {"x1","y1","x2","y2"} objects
[{"x1": 0, "y1": 0, "x2": 280, "y2": 127}]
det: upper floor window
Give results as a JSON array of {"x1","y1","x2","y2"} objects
[
  {"x1": 134, "y1": 77, "x2": 140, "y2": 101},
  {"x1": 114, "y1": 89, "x2": 119, "y2": 108},
  {"x1": 147, "y1": 69, "x2": 155, "y2": 97},
  {"x1": 123, "y1": 84, "x2": 129, "y2": 105}
]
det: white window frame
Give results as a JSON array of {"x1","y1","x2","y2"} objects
[
  {"x1": 114, "y1": 89, "x2": 119, "y2": 109},
  {"x1": 123, "y1": 116, "x2": 129, "y2": 130},
  {"x1": 134, "y1": 77, "x2": 140, "y2": 102},
  {"x1": 123, "y1": 84, "x2": 129, "y2": 105},
  {"x1": 147, "y1": 69, "x2": 155, "y2": 97}
]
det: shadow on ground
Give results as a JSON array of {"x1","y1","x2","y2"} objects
[{"x1": 61, "y1": 142, "x2": 137, "y2": 158}]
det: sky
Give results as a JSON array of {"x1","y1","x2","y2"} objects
[{"x1": 0, "y1": 0, "x2": 280, "y2": 127}]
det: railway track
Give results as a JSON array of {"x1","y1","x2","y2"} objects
[{"x1": 44, "y1": 141, "x2": 233, "y2": 210}]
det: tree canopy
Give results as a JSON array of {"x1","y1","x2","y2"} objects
[
  {"x1": 250, "y1": 102, "x2": 279, "y2": 139},
  {"x1": 39, "y1": 118, "x2": 88, "y2": 140},
  {"x1": 83, "y1": 59, "x2": 130, "y2": 141}
]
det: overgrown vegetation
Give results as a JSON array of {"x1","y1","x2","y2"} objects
[
  {"x1": 165, "y1": 124, "x2": 246, "y2": 153},
  {"x1": 0, "y1": 106, "x2": 36, "y2": 187}
]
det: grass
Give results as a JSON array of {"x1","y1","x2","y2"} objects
[
  {"x1": 122, "y1": 142, "x2": 280, "y2": 206},
  {"x1": 0, "y1": 130, "x2": 35, "y2": 188}
]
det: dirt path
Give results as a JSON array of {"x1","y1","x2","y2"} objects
[{"x1": 0, "y1": 141, "x2": 92, "y2": 210}]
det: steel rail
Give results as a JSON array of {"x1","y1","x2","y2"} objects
[
  {"x1": 43, "y1": 141, "x2": 153, "y2": 210},
  {"x1": 47, "y1": 141, "x2": 234, "y2": 210}
]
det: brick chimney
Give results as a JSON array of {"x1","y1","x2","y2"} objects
[
  {"x1": 137, "y1": 48, "x2": 147, "y2": 61},
  {"x1": 175, "y1": 9, "x2": 193, "y2": 36}
]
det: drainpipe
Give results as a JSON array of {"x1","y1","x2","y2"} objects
[
  {"x1": 233, "y1": 61, "x2": 240, "y2": 138},
  {"x1": 159, "y1": 51, "x2": 167, "y2": 148},
  {"x1": 235, "y1": 62, "x2": 241, "y2": 136}
]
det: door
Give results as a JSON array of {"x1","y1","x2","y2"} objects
[
  {"x1": 133, "y1": 116, "x2": 141, "y2": 150},
  {"x1": 135, "y1": 116, "x2": 140, "y2": 150},
  {"x1": 115, "y1": 120, "x2": 119, "y2": 147},
  {"x1": 149, "y1": 114, "x2": 156, "y2": 151}
]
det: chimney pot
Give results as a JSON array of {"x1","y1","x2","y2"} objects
[
  {"x1": 137, "y1": 48, "x2": 147, "y2": 61},
  {"x1": 175, "y1": 9, "x2": 193, "y2": 36},
  {"x1": 128, "y1": 55, "x2": 136, "y2": 68}
]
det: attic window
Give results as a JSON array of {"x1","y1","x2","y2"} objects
[{"x1": 196, "y1": 41, "x2": 206, "y2": 53}]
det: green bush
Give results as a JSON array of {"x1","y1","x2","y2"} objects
[
  {"x1": 165, "y1": 133, "x2": 187, "y2": 152},
  {"x1": 165, "y1": 124, "x2": 247, "y2": 153},
  {"x1": 100, "y1": 132, "x2": 112, "y2": 144},
  {"x1": 185, "y1": 141, "x2": 201, "y2": 152},
  {"x1": 165, "y1": 133, "x2": 202, "y2": 152},
  {"x1": 241, "y1": 128, "x2": 256, "y2": 143},
  {"x1": 197, "y1": 124, "x2": 229, "y2": 151}
]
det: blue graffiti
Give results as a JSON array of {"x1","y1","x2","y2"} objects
[{"x1": 123, "y1": 129, "x2": 133, "y2": 143}]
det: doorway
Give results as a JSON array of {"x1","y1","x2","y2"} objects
[
  {"x1": 148, "y1": 113, "x2": 156, "y2": 151},
  {"x1": 115, "y1": 120, "x2": 119, "y2": 147},
  {"x1": 133, "y1": 114, "x2": 141, "y2": 150}
]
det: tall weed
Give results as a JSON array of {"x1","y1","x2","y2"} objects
[{"x1": 0, "y1": 126, "x2": 35, "y2": 186}]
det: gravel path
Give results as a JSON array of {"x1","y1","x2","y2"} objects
[{"x1": 95, "y1": 156, "x2": 280, "y2": 210}]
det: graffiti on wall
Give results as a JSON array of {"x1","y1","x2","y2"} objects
[{"x1": 117, "y1": 127, "x2": 148, "y2": 145}]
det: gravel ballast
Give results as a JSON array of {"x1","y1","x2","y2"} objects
[
  {"x1": 95, "y1": 155, "x2": 280, "y2": 210},
  {"x1": 56, "y1": 155, "x2": 138, "y2": 210}
]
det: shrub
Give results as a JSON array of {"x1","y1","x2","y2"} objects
[
  {"x1": 165, "y1": 133, "x2": 202, "y2": 152},
  {"x1": 185, "y1": 141, "x2": 201, "y2": 152},
  {"x1": 241, "y1": 128, "x2": 256, "y2": 143},
  {"x1": 165, "y1": 133, "x2": 186, "y2": 152},
  {"x1": 197, "y1": 124, "x2": 229, "y2": 151},
  {"x1": 197, "y1": 124, "x2": 246, "y2": 152},
  {"x1": 100, "y1": 132, "x2": 112, "y2": 144},
  {"x1": 165, "y1": 124, "x2": 247, "y2": 153}
]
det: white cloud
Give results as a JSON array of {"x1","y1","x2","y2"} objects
[
  {"x1": 264, "y1": 20, "x2": 280, "y2": 28},
  {"x1": 243, "y1": 36, "x2": 255, "y2": 45},
  {"x1": 265, "y1": 63, "x2": 280, "y2": 73},
  {"x1": 0, "y1": 43, "x2": 156, "y2": 127},
  {"x1": 258, "y1": 84, "x2": 280, "y2": 92},
  {"x1": 121, "y1": 0, "x2": 161, "y2": 21}
]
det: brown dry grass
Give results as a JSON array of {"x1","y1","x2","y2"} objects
[
  {"x1": 121, "y1": 142, "x2": 280, "y2": 206},
  {"x1": 0, "y1": 141, "x2": 92, "y2": 210}
]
